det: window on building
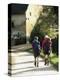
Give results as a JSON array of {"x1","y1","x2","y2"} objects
[{"x1": 30, "y1": 12, "x2": 31, "y2": 16}]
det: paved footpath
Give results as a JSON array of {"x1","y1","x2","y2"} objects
[{"x1": 8, "y1": 44, "x2": 58, "y2": 76}]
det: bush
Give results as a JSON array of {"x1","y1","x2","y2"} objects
[
  {"x1": 29, "y1": 25, "x2": 46, "y2": 47},
  {"x1": 51, "y1": 35, "x2": 58, "y2": 56},
  {"x1": 30, "y1": 26, "x2": 46, "y2": 40}
]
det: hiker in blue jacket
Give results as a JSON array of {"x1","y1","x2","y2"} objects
[{"x1": 32, "y1": 36, "x2": 41, "y2": 67}]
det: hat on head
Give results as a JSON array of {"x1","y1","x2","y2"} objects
[
  {"x1": 45, "y1": 35, "x2": 50, "y2": 39},
  {"x1": 34, "y1": 36, "x2": 38, "y2": 40}
]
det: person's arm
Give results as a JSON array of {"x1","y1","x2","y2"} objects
[
  {"x1": 42, "y1": 40, "x2": 45, "y2": 49},
  {"x1": 38, "y1": 42, "x2": 40, "y2": 50},
  {"x1": 50, "y1": 40, "x2": 52, "y2": 52}
]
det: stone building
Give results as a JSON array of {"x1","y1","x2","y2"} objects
[
  {"x1": 26, "y1": 5, "x2": 43, "y2": 43},
  {"x1": 9, "y1": 4, "x2": 28, "y2": 45},
  {"x1": 11, "y1": 4, "x2": 28, "y2": 37},
  {"x1": 9, "y1": 4, "x2": 43, "y2": 45}
]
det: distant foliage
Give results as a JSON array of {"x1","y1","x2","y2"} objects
[
  {"x1": 30, "y1": 6, "x2": 58, "y2": 41},
  {"x1": 52, "y1": 35, "x2": 58, "y2": 56},
  {"x1": 30, "y1": 6, "x2": 58, "y2": 51}
]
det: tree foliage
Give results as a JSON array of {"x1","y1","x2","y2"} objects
[{"x1": 30, "y1": 6, "x2": 58, "y2": 42}]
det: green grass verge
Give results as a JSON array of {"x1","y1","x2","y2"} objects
[{"x1": 39, "y1": 51, "x2": 58, "y2": 71}]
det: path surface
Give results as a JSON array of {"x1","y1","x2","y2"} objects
[{"x1": 8, "y1": 44, "x2": 58, "y2": 76}]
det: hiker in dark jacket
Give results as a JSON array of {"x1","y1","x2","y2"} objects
[
  {"x1": 42, "y1": 35, "x2": 52, "y2": 65},
  {"x1": 32, "y1": 36, "x2": 40, "y2": 67}
]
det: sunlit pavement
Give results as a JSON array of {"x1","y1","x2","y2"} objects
[{"x1": 8, "y1": 44, "x2": 58, "y2": 76}]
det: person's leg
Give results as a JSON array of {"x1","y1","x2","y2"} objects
[
  {"x1": 43, "y1": 50, "x2": 47, "y2": 65},
  {"x1": 34, "y1": 57, "x2": 36, "y2": 67},
  {"x1": 45, "y1": 54, "x2": 48, "y2": 65},
  {"x1": 45, "y1": 53, "x2": 50, "y2": 65},
  {"x1": 44, "y1": 54, "x2": 46, "y2": 65},
  {"x1": 37, "y1": 57, "x2": 39, "y2": 67},
  {"x1": 47, "y1": 53, "x2": 50, "y2": 65}
]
